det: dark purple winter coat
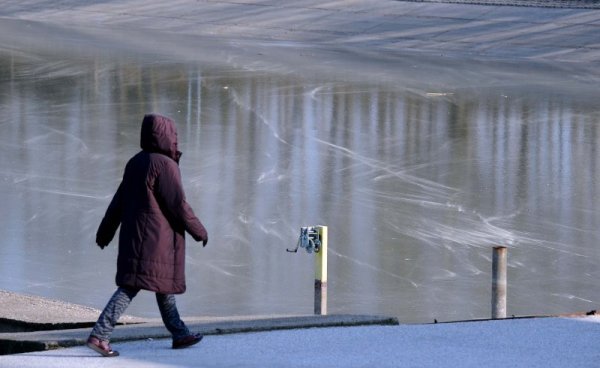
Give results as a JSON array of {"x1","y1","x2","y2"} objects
[{"x1": 96, "y1": 114, "x2": 208, "y2": 294}]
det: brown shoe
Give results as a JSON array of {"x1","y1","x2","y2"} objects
[
  {"x1": 87, "y1": 336, "x2": 120, "y2": 357},
  {"x1": 172, "y1": 333, "x2": 203, "y2": 349}
]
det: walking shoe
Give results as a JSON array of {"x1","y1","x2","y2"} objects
[
  {"x1": 172, "y1": 333, "x2": 203, "y2": 349},
  {"x1": 86, "y1": 336, "x2": 120, "y2": 357}
]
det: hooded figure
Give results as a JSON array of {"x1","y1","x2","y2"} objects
[
  {"x1": 88, "y1": 114, "x2": 207, "y2": 357},
  {"x1": 96, "y1": 113, "x2": 207, "y2": 294},
  {"x1": 96, "y1": 114, "x2": 208, "y2": 294}
]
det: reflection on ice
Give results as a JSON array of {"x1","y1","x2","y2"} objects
[{"x1": 0, "y1": 49, "x2": 599, "y2": 323}]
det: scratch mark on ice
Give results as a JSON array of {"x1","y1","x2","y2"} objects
[{"x1": 329, "y1": 248, "x2": 419, "y2": 288}]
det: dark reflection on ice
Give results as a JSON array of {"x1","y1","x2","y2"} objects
[{"x1": 0, "y1": 52, "x2": 598, "y2": 322}]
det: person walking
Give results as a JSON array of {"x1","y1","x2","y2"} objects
[{"x1": 87, "y1": 113, "x2": 209, "y2": 357}]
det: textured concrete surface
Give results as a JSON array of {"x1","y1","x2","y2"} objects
[
  {"x1": 0, "y1": 314, "x2": 399, "y2": 355},
  {"x1": 0, "y1": 291, "x2": 396, "y2": 355},
  {"x1": 0, "y1": 290, "x2": 145, "y2": 332},
  {"x1": 0, "y1": 317, "x2": 599, "y2": 367}
]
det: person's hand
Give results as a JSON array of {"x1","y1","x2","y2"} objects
[{"x1": 97, "y1": 242, "x2": 107, "y2": 250}]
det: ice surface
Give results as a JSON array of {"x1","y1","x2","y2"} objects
[{"x1": 0, "y1": 16, "x2": 599, "y2": 323}]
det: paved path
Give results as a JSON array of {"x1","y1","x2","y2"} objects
[
  {"x1": 0, "y1": 313, "x2": 397, "y2": 355},
  {"x1": 1, "y1": 316, "x2": 599, "y2": 367},
  {"x1": 0, "y1": 290, "x2": 392, "y2": 358},
  {"x1": 0, "y1": 290, "x2": 144, "y2": 333}
]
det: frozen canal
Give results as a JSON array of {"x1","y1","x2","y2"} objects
[{"x1": 0, "y1": 19, "x2": 599, "y2": 323}]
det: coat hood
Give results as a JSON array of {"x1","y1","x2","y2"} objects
[{"x1": 140, "y1": 113, "x2": 182, "y2": 162}]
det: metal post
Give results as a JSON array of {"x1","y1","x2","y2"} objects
[
  {"x1": 492, "y1": 246, "x2": 507, "y2": 319},
  {"x1": 314, "y1": 226, "x2": 328, "y2": 315}
]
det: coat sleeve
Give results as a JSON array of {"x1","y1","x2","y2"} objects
[
  {"x1": 96, "y1": 181, "x2": 124, "y2": 246},
  {"x1": 156, "y1": 162, "x2": 208, "y2": 242}
]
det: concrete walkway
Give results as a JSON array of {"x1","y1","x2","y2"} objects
[
  {"x1": 1, "y1": 316, "x2": 599, "y2": 367},
  {"x1": 0, "y1": 290, "x2": 145, "y2": 333},
  {"x1": 0, "y1": 288, "x2": 397, "y2": 355},
  {"x1": 0, "y1": 313, "x2": 398, "y2": 355}
]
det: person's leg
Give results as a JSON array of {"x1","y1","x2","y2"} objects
[
  {"x1": 155, "y1": 293, "x2": 203, "y2": 349},
  {"x1": 155, "y1": 293, "x2": 190, "y2": 340},
  {"x1": 90, "y1": 287, "x2": 139, "y2": 341}
]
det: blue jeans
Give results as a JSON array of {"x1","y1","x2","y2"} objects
[{"x1": 90, "y1": 287, "x2": 190, "y2": 341}]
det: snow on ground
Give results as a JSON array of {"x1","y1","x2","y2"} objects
[{"x1": 1, "y1": 316, "x2": 599, "y2": 368}]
